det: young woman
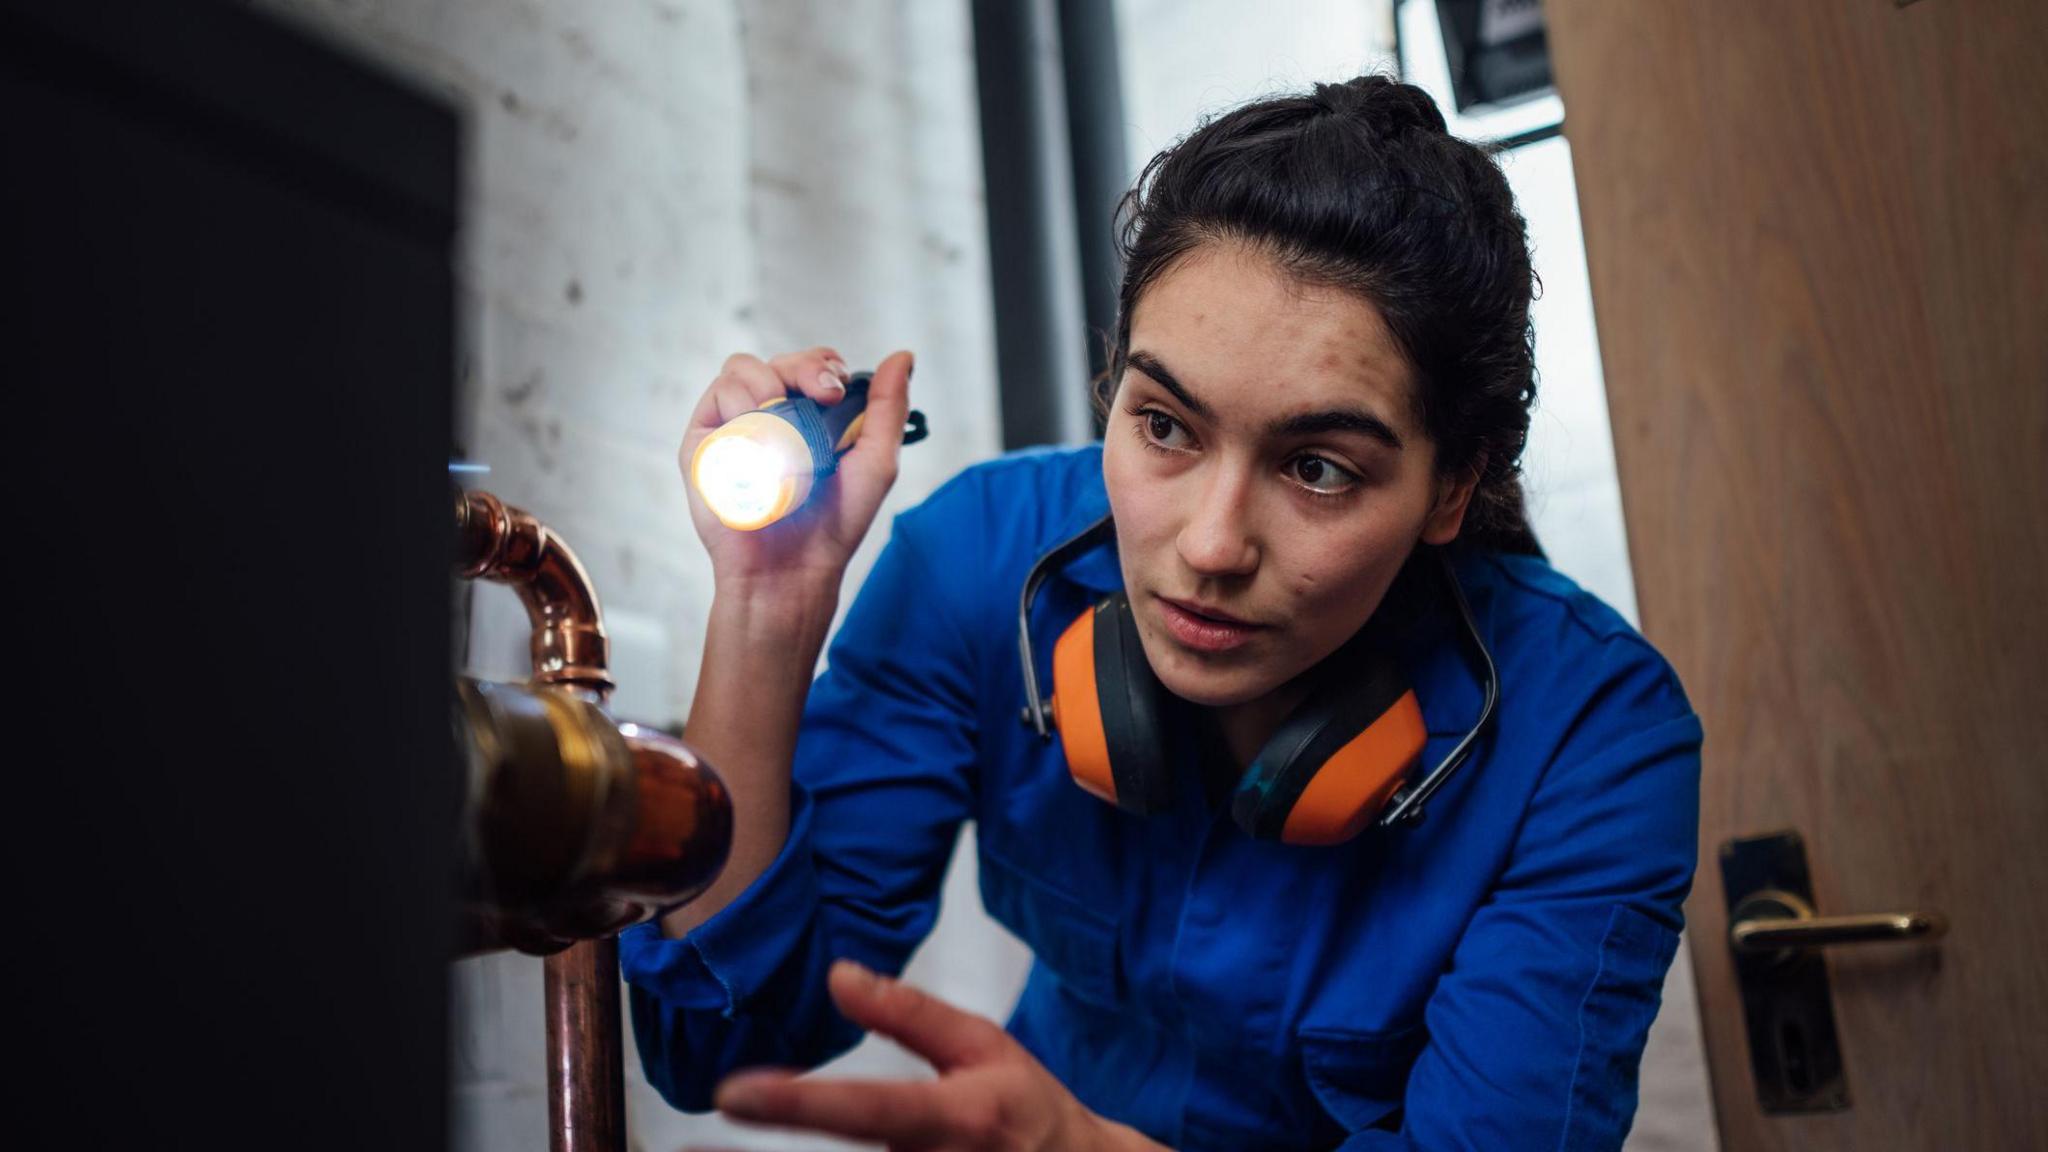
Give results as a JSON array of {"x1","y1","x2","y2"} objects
[{"x1": 621, "y1": 76, "x2": 1702, "y2": 1151}]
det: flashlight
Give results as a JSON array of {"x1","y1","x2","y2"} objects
[{"x1": 690, "y1": 370, "x2": 929, "y2": 531}]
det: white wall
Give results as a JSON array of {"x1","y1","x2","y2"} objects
[{"x1": 1116, "y1": 0, "x2": 1389, "y2": 167}]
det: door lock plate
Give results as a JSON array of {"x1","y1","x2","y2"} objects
[{"x1": 1720, "y1": 829, "x2": 1851, "y2": 1112}]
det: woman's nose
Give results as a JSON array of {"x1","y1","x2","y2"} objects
[{"x1": 1176, "y1": 467, "x2": 1260, "y2": 578}]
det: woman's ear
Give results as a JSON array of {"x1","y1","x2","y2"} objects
[{"x1": 1421, "y1": 456, "x2": 1485, "y2": 546}]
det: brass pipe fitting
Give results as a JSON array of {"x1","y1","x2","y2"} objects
[{"x1": 456, "y1": 680, "x2": 732, "y2": 954}]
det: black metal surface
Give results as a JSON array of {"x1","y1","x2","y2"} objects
[
  {"x1": 2, "y1": 0, "x2": 458, "y2": 1147},
  {"x1": 1720, "y1": 830, "x2": 1852, "y2": 1113}
]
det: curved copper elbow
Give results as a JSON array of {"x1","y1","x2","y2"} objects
[{"x1": 455, "y1": 489, "x2": 614, "y2": 698}]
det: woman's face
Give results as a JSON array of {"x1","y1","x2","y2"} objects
[{"x1": 1102, "y1": 239, "x2": 1476, "y2": 709}]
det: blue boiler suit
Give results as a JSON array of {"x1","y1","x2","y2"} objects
[{"x1": 621, "y1": 445, "x2": 1703, "y2": 1150}]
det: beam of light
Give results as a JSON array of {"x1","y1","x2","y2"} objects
[{"x1": 448, "y1": 462, "x2": 492, "y2": 474}]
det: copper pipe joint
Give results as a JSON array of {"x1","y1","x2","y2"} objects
[{"x1": 455, "y1": 489, "x2": 615, "y2": 697}]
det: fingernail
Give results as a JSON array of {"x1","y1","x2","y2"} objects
[
  {"x1": 817, "y1": 370, "x2": 845, "y2": 394},
  {"x1": 824, "y1": 357, "x2": 850, "y2": 381}
]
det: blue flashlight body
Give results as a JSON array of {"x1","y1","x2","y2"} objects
[{"x1": 756, "y1": 371, "x2": 877, "y2": 478}]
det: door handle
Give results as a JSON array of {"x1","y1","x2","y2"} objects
[
  {"x1": 1729, "y1": 889, "x2": 1949, "y2": 954},
  {"x1": 1719, "y1": 830, "x2": 1951, "y2": 1112}
]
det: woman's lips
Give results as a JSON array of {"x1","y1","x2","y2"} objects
[{"x1": 1155, "y1": 595, "x2": 1266, "y2": 653}]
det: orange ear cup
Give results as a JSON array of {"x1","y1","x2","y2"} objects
[
  {"x1": 1050, "y1": 608, "x2": 1117, "y2": 804},
  {"x1": 1277, "y1": 689, "x2": 1426, "y2": 845},
  {"x1": 1054, "y1": 598, "x2": 1423, "y2": 840}
]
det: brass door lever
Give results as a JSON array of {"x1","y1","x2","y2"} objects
[{"x1": 1729, "y1": 890, "x2": 1948, "y2": 954}]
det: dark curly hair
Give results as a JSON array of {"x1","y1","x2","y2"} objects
[{"x1": 1100, "y1": 74, "x2": 1542, "y2": 555}]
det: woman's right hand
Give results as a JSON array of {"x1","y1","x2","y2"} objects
[
  {"x1": 660, "y1": 347, "x2": 913, "y2": 940},
  {"x1": 679, "y1": 346, "x2": 914, "y2": 596}
]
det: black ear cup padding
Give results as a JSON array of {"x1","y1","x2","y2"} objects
[
  {"x1": 1093, "y1": 593, "x2": 1179, "y2": 815},
  {"x1": 1231, "y1": 647, "x2": 1412, "y2": 840}
]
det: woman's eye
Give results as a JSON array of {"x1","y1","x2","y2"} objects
[
  {"x1": 1289, "y1": 454, "x2": 1359, "y2": 495},
  {"x1": 1142, "y1": 410, "x2": 1190, "y2": 448}
]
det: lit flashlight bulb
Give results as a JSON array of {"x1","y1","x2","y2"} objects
[{"x1": 690, "y1": 410, "x2": 814, "y2": 531}]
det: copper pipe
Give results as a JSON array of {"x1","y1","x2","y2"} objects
[
  {"x1": 453, "y1": 489, "x2": 624, "y2": 1152},
  {"x1": 543, "y1": 950, "x2": 618, "y2": 1152},
  {"x1": 547, "y1": 936, "x2": 626, "y2": 1152},
  {"x1": 454, "y1": 489, "x2": 735, "y2": 1152}
]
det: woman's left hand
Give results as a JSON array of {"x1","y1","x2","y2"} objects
[{"x1": 706, "y1": 960, "x2": 1169, "y2": 1152}]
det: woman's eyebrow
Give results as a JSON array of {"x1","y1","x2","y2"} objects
[
  {"x1": 1270, "y1": 408, "x2": 1403, "y2": 449},
  {"x1": 1129, "y1": 348, "x2": 1401, "y2": 448},
  {"x1": 1127, "y1": 351, "x2": 1213, "y2": 420}
]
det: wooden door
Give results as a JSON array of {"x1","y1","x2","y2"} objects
[{"x1": 1545, "y1": 1, "x2": 2047, "y2": 1148}]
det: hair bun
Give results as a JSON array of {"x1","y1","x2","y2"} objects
[{"x1": 1311, "y1": 76, "x2": 1448, "y2": 138}]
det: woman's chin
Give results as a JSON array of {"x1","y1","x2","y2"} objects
[{"x1": 1153, "y1": 663, "x2": 1277, "y2": 709}]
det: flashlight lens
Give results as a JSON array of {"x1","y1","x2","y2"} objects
[{"x1": 696, "y1": 434, "x2": 793, "y2": 529}]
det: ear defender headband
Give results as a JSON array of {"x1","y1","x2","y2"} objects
[{"x1": 1018, "y1": 515, "x2": 1499, "y2": 846}]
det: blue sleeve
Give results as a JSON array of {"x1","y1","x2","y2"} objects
[
  {"x1": 1336, "y1": 645, "x2": 1704, "y2": 1151},
  {"x1": 619, "y1": 509, "x2": 982, "y2": 1112}
]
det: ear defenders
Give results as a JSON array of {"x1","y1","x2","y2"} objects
[{"x1": 1019, "y1": 515, "x2": 1499, "y2": 846}]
